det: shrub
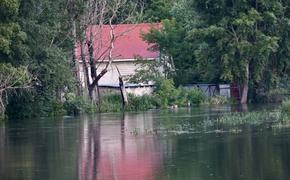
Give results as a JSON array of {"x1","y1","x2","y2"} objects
[
  {"x1": 187, "y1": 88, "x2": 206, "y2": 104},
  {"x1": 175, "y1": 87, "x2": 206, "y2": 106},
  {"x1": 208, "y1": 95, "x2": 229, "y2": 105},
  {"x1": 281, "y1": 99, "x2": 290, "y2": 116},
  {"x1": 154, "y1": 79, "x2": 178, "y2": 107},
  {"x1": 50, "y1": 99, "x2": 66, "y2": 116},
  {"x1": 99, "y1": 93, "x2": 123, "y2": 112},
  {"x1": 175, "y1": 87, "x2": 189, "y2": 106},
  {"x1": 258, "y1": 88, "x2": 288, "y2": 103},
  {"x1": 64, "y1": 93, "x2": 97, "y2": 115},
  {"x1": 126, "y1": 94, "x2": 158, "y2": 111}
]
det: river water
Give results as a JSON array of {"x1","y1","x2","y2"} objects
[{"x1": 1, "y1": 105, "x2": 290, "y2": 180}]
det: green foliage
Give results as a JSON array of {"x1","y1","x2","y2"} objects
[
  {"x1": 257, "y1": 88, "x2": 288, "y2": 103},
  {"x1": 144, "y1": 0, "x2": 290, "y2": 103},
  {"x1": 4, "y1": 0, "x2": 76, "y2": 118},
  {"x1": 281, "y1": 99, "x2": 290, "y2": 117},
  {"x1": 63, "y1": 93, "x2": 95, "y2": 115},
  {"x1": 0, "y1": 0, "x2": 20, "y2": 18},
  {"x1": 144, "y1": 19, "x2": 197, "y2": 84},
  {"x1": 0, "y1": 63, "x2": 31, "y2": 86},
  {"x1": 128, "y1": 58, "x2": 163, "y2": 84},
  {"x1": 207, "y1": 95, "x2": 229, "y2": 105},
  {"x1": 143, "y1": 0, "x2": 174, "y2": 22},
  {"x1": 49, "y1": 99, "x2": 66, "y2": 117},
  {"x1": 99, "y1": 93, "x2": 157, "y2": 113},
  {"x1": 154, "y1": 78, "x2": 178, "y2": 107},
  {"x1": 0, "y1": 63, "x2": 32, "y2": 115},
  {"x1": 174, "y1": 87, "x2": 206, "y2": 106},
  {"x1": 186, "y1": 88, "x2": 206, "y2": 104},
  {"x1": 0, "y1": 113, "x2": 6, "y2": 122},
  {"x1": 217, "y1": 111, "x2": 282, "y2": 126},
  {"x1": 126, "y1": 94, "x2": 158, "y2": 111},
  {"x1": 99, "y1": 94, "x2": 123, "y2": 113}
]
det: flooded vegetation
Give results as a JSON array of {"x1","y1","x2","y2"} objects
[{"x1": 1, "y1": 104, "x2": 290, "y2": 179}]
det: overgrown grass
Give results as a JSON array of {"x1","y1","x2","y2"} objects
[
  {"x1": 99, "y1": 93, "x2": 123, "y2": 112},
  {"x1": 217, "y1": 111, "x2": 283, "y2": 126},
  {"x1": 215, "y1": 99, "x2": 290, "y2": 129},
  {"x1": 257, "y1": 88, "x2": 288, "y2": 103},
  {"x1": 0, "y1": 113, "x2": 6, "y2": 122},
  {"x1": 99, "y1": 93, "x2": 158, "y2": 112}
]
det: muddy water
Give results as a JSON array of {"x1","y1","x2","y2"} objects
[{"x1": 1, "y1": 104, "x2": 290, "y2": 180}]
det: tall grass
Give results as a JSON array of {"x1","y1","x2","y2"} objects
[{"x1": 217, "y1": 111, "x2": 282, "y2": 126}]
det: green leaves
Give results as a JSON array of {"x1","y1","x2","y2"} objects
[
  {"x1": 0, "y1": 22, "x2": 25, "y2": 54},
  {"x1": 0, "y1": 63, "x2": 31, "y2": 87},
  {"x1": 0, "y1": 0, "x2": 20, "y2": 18}
]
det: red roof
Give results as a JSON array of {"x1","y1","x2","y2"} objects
[{"x1": 76, "y1": 23, "x2": 161, "y2": 61}]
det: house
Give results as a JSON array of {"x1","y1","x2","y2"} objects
[{"x1": 75, "y1": 23, "x2": 161, "y2": 96}]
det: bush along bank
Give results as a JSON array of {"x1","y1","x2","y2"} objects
[
  {"x1": 54, "y1": 79, "x2": 233, "y2": 116},
  {"x1": 96, "y1": 79, "x2": 232, "y2": 113}
]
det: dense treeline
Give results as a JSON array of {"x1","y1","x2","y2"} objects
[
  {"x1": 143, "y1": 0, "x2": 290, "y2": 104},
  {"x1": 1, "y1": 0, "x2": 290, "y2": 119},
  {"x1": 1, "y1": 0, "x2": 75, "y2": 119}
]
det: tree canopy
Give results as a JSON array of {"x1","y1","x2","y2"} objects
[{"x1": 144, "y1": 0, "x2": 290, "y2": 103}]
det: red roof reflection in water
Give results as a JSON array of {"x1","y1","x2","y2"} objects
[{"x1": 79, "y1": 114, "x2": 163, "y2": 180}]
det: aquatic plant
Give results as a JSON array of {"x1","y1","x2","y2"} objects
[{"x1": 217, "y1": 111, "x2": 284, "y2": 126}]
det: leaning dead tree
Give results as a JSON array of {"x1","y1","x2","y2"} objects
[
  {"x1": 0, "y1": 64, "x2": 32, "y2": 115},
  {"x1": 68, "y1": 0, "x2": 140, "y2": 105}
]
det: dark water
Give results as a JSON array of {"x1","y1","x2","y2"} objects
[{"x1": 1, "y1": 104, "x2": 290, "y2": 180}]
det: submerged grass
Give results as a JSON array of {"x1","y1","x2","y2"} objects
[
  {"x1": 216, "y1": 109, "x2": 290, "y2": 129},
  {"x1": 216, "y1": 99, "x2": 290, "y2": 128}
]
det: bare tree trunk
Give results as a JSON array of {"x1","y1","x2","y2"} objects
[
  {"x1": 119, "y1": 76, "x2": 128, "y2": 106},
  {"x1": 80, "y1": 36, "x2": 91, "y2": 98},
  {"x1": 240, "y1": 62, "x2": 249, "y2": 104},
  {"x1": 115, "y1": 66, "x2": 128, "y2": 106},
  {"x1": 96, "y1": 82, "x2": 101, "y2": 109},
  {"x1": 72, "y1": 20, "x2": 83, "y2": 95},
  {"x1": 0, "y1": 92, "x2": 4, "y2": 115}
]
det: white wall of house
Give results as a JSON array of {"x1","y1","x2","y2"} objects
[
  {"x1": 79, "y1": 60, "x2": 154, "y2": 86},
  {"x1": 99, "y1": 86, "x2": 154, "y2": 96},
  {"x1": 78, "y1": 60, "x2": 155, "y2": 96},
  {"x1": 96, "y1": 61, "x2": 141, "y2": 86}
]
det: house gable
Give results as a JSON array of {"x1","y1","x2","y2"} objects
[{"x1": 76, "y1": 23, "x2": 161, "y2": 62}]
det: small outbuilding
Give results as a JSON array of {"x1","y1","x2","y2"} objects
[{"x1": 76, "y1": 23, "x2": 161, "y2": 96}]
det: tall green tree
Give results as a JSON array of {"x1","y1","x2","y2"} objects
[
  {"x1": 145, "y1": 0, "x2": 290, "y2": 104},
  {"x1": 0, "y1": 0, "x2": 32, "y2": 117},
  {"x1": 189, "y1": 0, "x2": 286, "y2": 103},
  {"x1": 5, "y1": 0, "x2": 75, "y2": 117},
  {"x1": 143, "y1": 0, "x2": 174, "y2": 22}
]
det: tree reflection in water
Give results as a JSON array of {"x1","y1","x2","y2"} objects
[{"x1": 78, "y1": 112, "x2": 163, "y2": 180}]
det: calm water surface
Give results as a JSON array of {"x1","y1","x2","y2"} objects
[{"x1": 1, "y1": 104, "x2": 290, "y2": 180}]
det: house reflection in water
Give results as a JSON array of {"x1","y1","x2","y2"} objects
[{"x1": 78, "y1": 112, "x2": 163, "y2": 180}]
